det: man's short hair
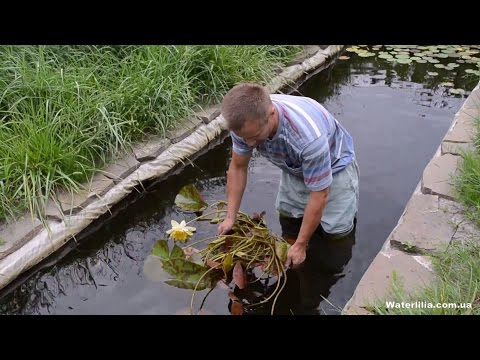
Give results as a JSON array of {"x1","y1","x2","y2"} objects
[{"x1": 221, "y1": 83, "x2": 272, "y2": 131}]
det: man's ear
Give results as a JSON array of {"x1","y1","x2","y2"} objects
[{"x1": 270, "y1": 105, "x2": 276, "y2": 116}]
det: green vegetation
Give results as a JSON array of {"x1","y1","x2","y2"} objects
[
  {"x1": 455, "y1": 117, "x2": 480, "y2": 226},
  {"x1": 367, "y1": 241, "x2": 480, "y2": 315},
  {"x1": 0, "y1": 45, "x2": 301, "y2": 223}
]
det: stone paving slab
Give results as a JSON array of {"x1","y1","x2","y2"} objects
[
  {"x1": 0, "y1": 216, "x2": 43, "y2": 260},
  {"x1": 83, "y1": 172, "x2": 115, "y2": 199},
  {"x1": 343, "y1": 249, "x2": 435, "y2": 314},
  {"x1": 131, "y1": 137, "x2": 171, "y2": 162},
  {"x1": 443, "y1": 111, "x2": 476, "y2": 144},
  {"x1": 166, "y1": 116, "x2": 204, "y2": 144},
  {"x1": 421, "y1": 153, "x2": 462, "y2": 201},
  {"x1": 438, "y1": 198, "x2": 479, "y2": 245},
  {"x1": 101, "y1": 153, "x2": 140, "y2": 183},
  {"x1": 390, "y1": 193, "x2": 455, "y2": 252}
]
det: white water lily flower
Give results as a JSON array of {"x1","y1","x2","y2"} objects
[{"x1": 166, "y1": 220, "x2": 196, "y2": 242}]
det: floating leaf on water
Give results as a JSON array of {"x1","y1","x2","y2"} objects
[
  {"x1": 346, "y1": 47, "x2": 359, "y2": 52},
  {"x1": 174, "y1": 184, "x2": 208, "y2": 212},
  {"x1": 435, "y1": 53, "x2": 449, "y2": 58},
  {"x1": 427, "y1": 58, "x2": 440, "y2": 63},
  {"x1": 415, "y1": 59, "x2": 427, "y2": 63},
  {"x1": 427, "y1": 71, "x2": 439, "y2": 76},
  {"x1": 338, "y1": 55, "x2": 350, "y2": 60},
  {"x1": 396, "y1": 58, "x2": 412, "y2": 64},
  {"x1": 449, "y1": 88, "x2": 466, "y2": 95},
  {"x1": 457, "y1": 59, "x2": 465, "y2": 63},
  {"x1": 465, "y1": 69, "x2": 480, "y2": 75},
  {"x1": 358, "y1": 52, "x2": 375, "y2": 57},
  {"x1": 440, "y1": 82, "x2": 455, "y2": 87},
  {"x1": 447, "y1": 63, "x2": 459, "y2": 68},
  {"x1": 378, "y1": 54, "x2": 393, "y2": 59},
  {"x1": 410, "y1": 56, "x2": 421, "y2": 61},
  {"x1": 152, "y1": 240, "x2": 170, "y2": 260},
  {"x1": 434, "y1": 64, "x2": 446, "y2": 68}
]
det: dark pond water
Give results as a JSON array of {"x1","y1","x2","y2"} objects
[{"x1": 0, "y1": 46, "x2": 474, "y2": 315}]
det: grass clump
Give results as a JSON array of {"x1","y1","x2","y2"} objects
[{"x1": 0, "y1": 45, "x2": 302, "y2": 222}]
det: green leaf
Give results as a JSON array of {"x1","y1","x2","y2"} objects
[
  {"x1": 223, "y1": 253, "x2": 234, "y2": 276},
  {"x1": 174, "y1": 184, "x2": 208, "y2": 212},
  {"x1": 275, "y1": 241, "x2": 290, "y2": 264},
  {"x1": 165, "y1": 272, "x2": 217, "y2": 291},
  {"x1": 171, "y1": 244, "x2": 185, "y2": 259},
  {"x1": 152, "y1": 240, "x2": 169, "y2": 260}
]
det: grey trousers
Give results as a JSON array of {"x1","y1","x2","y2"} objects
[{"x1": 275, "y1": 159, "x2": 360, "y2": 235}]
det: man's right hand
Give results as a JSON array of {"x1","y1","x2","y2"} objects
[{"x1": 217, "y1": 218, "x2": 235, "y2": 235}]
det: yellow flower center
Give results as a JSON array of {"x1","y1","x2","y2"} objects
[{"x1": 170, "y1": 229, "x2": 189, "y2": 242}]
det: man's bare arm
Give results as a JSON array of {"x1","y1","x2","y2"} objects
[{"x1": 218, "y1": 152, "x2": 251, "y2": 234}]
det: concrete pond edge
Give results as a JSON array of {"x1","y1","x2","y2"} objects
[{"x1": 342, "y1": 80, "x2": 480, "y2": 315}]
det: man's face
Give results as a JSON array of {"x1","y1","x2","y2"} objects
[
  {"x1": 234, "y1": 105, "x2": 275, "y2": 147},
  {"x1": 235, "y1": 118, "x2": 271, "y2": 147}
]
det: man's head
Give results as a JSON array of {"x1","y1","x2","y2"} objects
[{"x1": 221, "y1": 83, "x2": 277, "y2": 147}]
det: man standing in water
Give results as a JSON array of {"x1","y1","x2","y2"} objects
[{"x1": 217, "y1": 82, "x2": 359, "y2": 269}]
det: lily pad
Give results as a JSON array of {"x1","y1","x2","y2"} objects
[
  {"x1": 338, "y1": 55, "x2": 350, "y2": 60},
  {"x1": 174, "y1": 184, "x2": 208, "y2": 212},
  {"x1": 449, "y1": 88, "x2": 466, "y2": 95},
  {"x1": 428, "y1": 58, "x2": 440, "y2": 64},
  {"x1": 427, "y1": 71, "x2": 439, "y2": 76},
  {"x1": 440, "y1": 82, "x2": 455, "y2": 87},
  {"x1": 379, "y1": 54, "x2": 393, "y2": 59},
  {"x1": 465, "y1": 68, "x2": 480, "y2": 75},
  {"x1": 346, "y1": 47, "x2": 359, "y2": 52},
  {"x1": 434, "y1": 64, "x2": 446, "y2": 68},
  {"x1": 147, "y1": 239, "x2": 222, "y2": 290},
  {"x1": 415, "y1": 59, "x2": 427, "y2": 63},
  {"x1": 396, "y1": 58, "x2": 412, "y2": 64},
  {"x1": 358, "y1": 52, "x2": 375, "y2": 57}
]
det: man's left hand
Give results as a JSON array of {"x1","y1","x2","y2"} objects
[{"x1": 285, "y1": 242, "x2": 307, "y2": 269}]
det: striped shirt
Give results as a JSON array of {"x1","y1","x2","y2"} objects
[{"x1": 231, "y1": 94, "x2": 355, "y2": 191}]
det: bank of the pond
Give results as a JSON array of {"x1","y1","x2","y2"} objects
[
  {"x1": 343, "y1": 80, "x2": 480, "y2": 315},
  {"x1": 0, "y1": 45, "x2": 345, "y2": 292}
]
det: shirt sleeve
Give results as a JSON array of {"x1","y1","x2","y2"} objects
[
  {"x1": 301, "y1": 136, "x2": 332, "y2": 191},
  {"x1": 230, "y1": 131, "x2": 253, "y2": 156}
]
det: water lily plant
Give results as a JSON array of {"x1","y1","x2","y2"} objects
[{"x1": 166, "y1": 220, "x2": 196, "y2": 242}]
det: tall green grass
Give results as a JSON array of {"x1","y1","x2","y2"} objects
[
  {"x1": 0, "y1": 45, "x2": 302, "y2": 222},
  {"x1": 455, "y1": 117, "x2": 480, "y2": 225}
]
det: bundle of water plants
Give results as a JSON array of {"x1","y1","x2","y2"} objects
[{"x1": 144, "y1": 184, "x2": 290, "y2": 315}]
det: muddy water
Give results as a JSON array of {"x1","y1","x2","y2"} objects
[{"x1": 0, "y1": 51, "x2": 470, "y2": 315}]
